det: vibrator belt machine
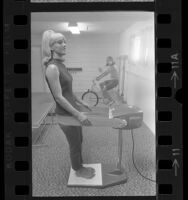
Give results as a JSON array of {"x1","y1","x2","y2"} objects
[{"x1": 56, "y1": 104, "x2": 143, "y2": 188}]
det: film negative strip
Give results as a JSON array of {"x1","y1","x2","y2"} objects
[{"x1": 3, "y1": 0, "x2": 183, "y2": 199}]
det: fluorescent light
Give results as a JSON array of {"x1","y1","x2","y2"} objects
[
  {"x1": 69, "y1": 26, "x2": 80, "y2": 34},
  {"x1": 68, "y1": 22, "x2": 80, "y2": 34}
]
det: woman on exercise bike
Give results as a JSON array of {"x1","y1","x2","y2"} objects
[{"x1": 95, "y1": 56, "x2": 119, "y2": 106}]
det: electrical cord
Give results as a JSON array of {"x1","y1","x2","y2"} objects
[{"x1": 131, "y1": 130, "x2": 156, "y2": 183}]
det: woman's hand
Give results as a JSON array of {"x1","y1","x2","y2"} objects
[{"x1": 77, "y1": 112, "x2": 92, "y2": 126}]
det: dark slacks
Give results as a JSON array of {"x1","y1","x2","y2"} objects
[
  {"x1": 58, "y1": 124, "x2": 83, "y2": 171},
  {"x1": 99, "y1": 79, "x2": 119, "y2": 101}
]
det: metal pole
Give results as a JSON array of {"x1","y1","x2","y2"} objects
[
  {"x1": 117, "y1": 129, "x2": 123, "y2": 171},
  {"x1": 108, "y1": 128, "x2": 125, "y2": 175}
]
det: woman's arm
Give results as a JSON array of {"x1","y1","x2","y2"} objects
[
  {"x1": 96, "y1": 68, "x2": 111, "y2": 81},
  {"x1": 46, "y1": 64, "x2": 80, "y2": 118}
]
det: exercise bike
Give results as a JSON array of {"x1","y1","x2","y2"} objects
[{"x1": 81, "y1": 79, "x2": 125, "y2": 107}]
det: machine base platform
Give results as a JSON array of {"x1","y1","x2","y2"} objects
[{"x1": 67, "y1": 163, "x2": 128, "y2": 188}]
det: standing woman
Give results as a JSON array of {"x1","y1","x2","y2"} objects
[{"x1": 41, "y1": 30, "x2": 95, "y2": 179}]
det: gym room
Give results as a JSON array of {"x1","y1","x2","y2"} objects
[{"x1": 31, "y1": 11, "x2": 156, "y2": 196}]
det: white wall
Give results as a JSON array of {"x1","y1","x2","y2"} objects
[
  {"x1": 64, "y1": 33, "x2": 119, "y2": 92},
  {"x1": 31, "y1": 33, "x2": 119, "y2": 93},
  {"x1": 118, "y1": 19, "x2": 155, "y2": 134}
]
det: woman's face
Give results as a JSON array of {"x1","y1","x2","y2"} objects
[
  {"x1": 106, "y1": 57, "x2": 113, "y2": 66},
  {"x1": 51, "y1": 35, "x2": 66, "y2": 56}
]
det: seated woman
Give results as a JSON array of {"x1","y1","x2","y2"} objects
[
  {"x1": 96, "y1": 56, "x2": 119, "y2": 106},
  {"x1": 42, "y1": 30, "x2": 95, "y2": 179}
]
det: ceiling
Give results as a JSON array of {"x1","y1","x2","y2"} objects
[{"x1": 31, "y1": 11, "x2": 154, "y2": 35}]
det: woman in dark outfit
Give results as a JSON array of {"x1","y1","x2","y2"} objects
[{"x1": 42, "y1": 30, "x2": 95, "y2": 179}]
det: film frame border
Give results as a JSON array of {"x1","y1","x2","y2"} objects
[{"x1": 3, "y1": 0, "x2": 183, "y2": 199}]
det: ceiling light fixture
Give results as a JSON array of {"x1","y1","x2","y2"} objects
[{"x1": 68, "y1": 22, "x2": 80, "y2": 34}]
